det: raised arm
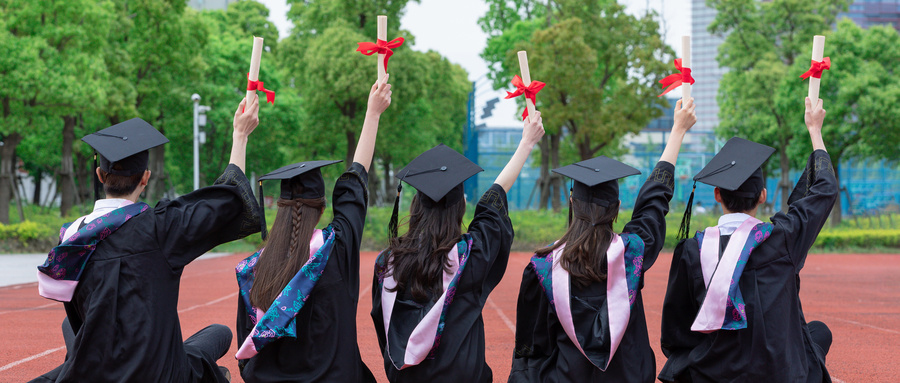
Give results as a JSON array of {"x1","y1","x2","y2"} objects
[
  {"x1": 805, "y1": 97, "x2": 827, "y2": 152},
  {"x1": 659, "y1": 98, "x2": 696, "y2": 166},
  {"x1": 230, "y1": 96, "x2": 260, "y2": 172},
  {"x1": 353, "y1": 74, "x2": 392, "y2": 172},
  {"x1": 622, "y1": 98, "x2": 694, "y2": 270},
  {"x1": 494, "y1": 111, "x2": 545, "y2": 192}
]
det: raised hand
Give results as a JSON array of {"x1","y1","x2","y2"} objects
[
  {"x1": 367, "y1": 73, "x2": 392, "y2": 117},
  {"x1": 233, "y1": 96, "x2": 260, "y2": 139},
  {"x1": 673, "y1": 98, "x2": 697, "y2": 135},
  {"x1": 804, "y1": 97, "x2": 827, "y2": 151}
]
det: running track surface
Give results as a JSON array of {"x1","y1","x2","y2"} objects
[{"x1": 2, "y1": 252, "x2": 898, "y2": 382}]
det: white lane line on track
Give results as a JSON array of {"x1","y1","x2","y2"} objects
[
  {"x1": 0, "y1": 346, "x2": 65, "y2": 372},
  {"x1": 178, "y1": 292, "x2": 237, "y2": 314},
  {"x1": 820, "y1": 314, "x2": 900, "y2": 335},
  {"x1": 831, "y1": 377, "x2": 846, "y2": 383},
  {"x1": 360, "y1": 285, "x2": 372, "y2": 296},
  {"x1": 0, "y1": 302, "x2": 56, "y2": 316},
  {"x1": 487, "y1": 297, "x2": 515, "y2": 333}
]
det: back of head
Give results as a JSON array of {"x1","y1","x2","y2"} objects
[
  {"x1": 718, "y1": 168, "x2": 765, "y2": 213},
  {"x1": 536, "y1": 197, "x2": 619, "y2": 288},
  {"x1": 250, "y1": 180, "x2": 326, "y2": 311},
  {"x1": 99, "y1": 160, "x2": 145, "y2": 198},
  {"x1": 386, "y1": 191, "x2": 466, "y2": 303}
]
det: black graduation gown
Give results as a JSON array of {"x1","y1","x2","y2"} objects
[
  {"x1": 658, "y1": 150, "x2": 838, "y2": 383},
  {"x1": 508, "y1": 161, "x2": 675, "y2": 383},
  {"x1": 236, "y1": 162, "x2": 376, "y2": 383},
  {"x1": 32, "y1": 164, "x2": 260, "y2": 383},
  {"x1": 371, "y1": 183, "x2": 515, "y2": 383}
]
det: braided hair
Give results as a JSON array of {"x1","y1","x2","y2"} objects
[{"x1": 249, "y1": 196, "x2": 326, "y2": 311}]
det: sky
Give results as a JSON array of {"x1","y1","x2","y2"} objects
[{"x1": 256, "y1": 0, "x2": 691, "y2": 127}]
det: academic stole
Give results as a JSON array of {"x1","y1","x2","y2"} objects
[
  {"x1": 235, "y1": 226, "x2": 335, "y2": 359},
  {"x1": 531, "y1": 233, "x2": 645, "y2": 370},
  {"x1": 375, "y1": 234, "x2": 474, "y2": 370},
  {"x1": 692, "y1": 218, "x2": 773, "y2": 332},
  {"x1": 37, "y1": 202, "x2": 150, "y2": 302}
]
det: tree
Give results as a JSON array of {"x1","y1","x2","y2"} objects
[
  {"x1": 480, "y1": 0, "x2": 673, "y2": 211},
  {"x1": 784, "y1": 19, "x2": 900, "y2": 224},
  {"x1": 0, "y1": 0, "x2": 111, "y2": 221},
  {"x1": 280, "y1": 0, "x2": 471, "y2": 207},
  {"x1": 709, "y1": 0, "x2": 850, "y2": 212}
]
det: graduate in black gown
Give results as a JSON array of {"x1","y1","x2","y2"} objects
[
  {"x1": 234, "y1": 76, "x2": 391, "y2": 383},
  {"x1": 658, "y1": 98, "x2": 836, "y2": 383},
  {"x1": 509, "y1": 99, "x2": 696, "y2": 383},
  {"x1": 370, "y1": 112, "x2": 545, "y2": 382},
  {"x1": 32, "y1": 96, "x2": 264, "y2": 383}
]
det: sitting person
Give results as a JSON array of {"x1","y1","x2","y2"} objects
[
  {"x1": 33, "y1": 96, "x2": 263, "y2": 383},
  {"x1": 658, "y1": 98, "x2": 836, "y2": 382}
]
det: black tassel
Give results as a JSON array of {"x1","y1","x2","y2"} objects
[
  {"x1": 567, "y1": 187, "x2": 573, "y2": 228},
  {"x1": 677, "y1": 182, "x2": 696, "y2": 242},
  {"x1": 389, "y1": 183, "x2": 402, "y2": 238},
  {"x1": 93, "y1": 153, "x2": 100, "y2": 201},
  {"x1": 258, "y1": 181, "x2": 268, "y2": 241}
]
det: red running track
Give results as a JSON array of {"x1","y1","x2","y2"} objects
[{"x1": 1, "y1": 252, "x2": 898, "y2": 382}]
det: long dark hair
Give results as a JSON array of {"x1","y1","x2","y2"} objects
[
  {"x1": 250, "y1": 183, "x2": 326, "y2": 310},
  {"x1": 385, "y1": 192, "x2": 467, "y2": 302},
  {"x1": 535, "y1": 198, "x2": 619, "y2": 288}
]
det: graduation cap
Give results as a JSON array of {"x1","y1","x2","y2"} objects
[
  {"x1": 677, "y1": 137, "x2": 776, "y2": 240},
  {"x1": 81, "y1": 118, "x2": 169, "y2": 200},
  {"x1": 389, "y1": 144, "x2": 483, "y2": 238},
  {"x1": 256, "y1": 160, "x2": 342, "y2": 240},
  {"x1": 552, "y1": 156, "x2": 641, "y2": 226}
]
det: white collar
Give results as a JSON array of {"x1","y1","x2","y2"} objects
[
  {"x1": 93, "y1": 198, "x2": 134, "y2": 211},
  {"x1": 717, "y1": 213, "x2": 753, "y2": 236}
]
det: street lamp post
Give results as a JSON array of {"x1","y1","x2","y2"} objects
[{"x1": 191, "y1": 94, "x2": 201, "y2": 191}]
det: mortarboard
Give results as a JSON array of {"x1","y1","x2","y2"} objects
[
  {"x1": 552, "y1": 156, "x2": 641, "y2": 226},
  {"x1": 81, "y1": 118, "x2": 169, "y2": 200},
  {"x1": 389, "y1": 144, "x2": 483, "y2": 238},
  {"x1": 677, "y1": 137, "x2": 776, "y2": 240},
  {"x1": 256, "y1": 160, "x2": 342, "y2": 240}
]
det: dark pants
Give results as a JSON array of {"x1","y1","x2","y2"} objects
[
  {"x1": 37, "y1": 319, "x2": 232, "y2": 383},
  {"x1": 808, "y1": 320, "x2": 832, "y2": 356},
  {"x1": 184, "y1": 324, "x2": 233, "y2": 383}
]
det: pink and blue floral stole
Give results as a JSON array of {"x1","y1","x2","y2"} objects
[
  {"x1": 37, "y1": 202, "x2": 150, "y2": 302},
  {"x1": 375, "y1": 234, "x2": 474, "y2": 370},
  {"x1": 691, "y1": 217, "x2": 773, "y2": 332},
  {"x1": 531, "y1": 233, "x2": 645, "y2": 370},
  {"x1": 234, "y1": 226, "x2": 335, "y2": 359}
]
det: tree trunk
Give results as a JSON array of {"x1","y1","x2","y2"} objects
[
  {"x1": 366, "y1": 158, "x2": 381, "y2": 206},
  {"x1": 779, "y1": 146, "x2": 791, "y2": 212},
  {"x1": 538, "y1": 135, "x2": 551, "y2": 210},
  {"x1": 146, "y1": 144, "x2": 166, "y2": 201},
  {"x1": 345, "y1": 129, "x2": 357, "y2": 168},
  {"x1": 76, "y1": 152, "x2": 91, "y2": 204},
  {"x1": 60, "y1": 115, "x2": 76, "y2": 216},
  {"x1": 831, "y1": 161, "x2": 842, "y2": 227},
  {"x1": 550, "y1": 133, "x2": 562, "y2": 212},
  {"x1": 32, "y1": 169, "x2": 42, "y2": 205},
  {"x1": 0, "y1": 133, "x2": 22, "y2": 224}
]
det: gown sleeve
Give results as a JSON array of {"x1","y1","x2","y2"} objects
[
  {"x1": 770, "y1": 150, "x2": 839, "y2": 270},
  {"x1": 328, "y1": 162, "x2": 369, "y2": 296},
  {"x1": 622, "y1": 161, "x2": 675, "y2": 272},
  {"x1": 464, "y1": 183, "x2": 515, "y2": 298},
  {"x1": 158, "y1": 164, "x2": 261, "y2": 269},
  {"x1": 509, "y1": 263, "x2": 552, "y2": 383},
  {"x1": 658, "y1": 239, "x2": 705, "y2": 382}
]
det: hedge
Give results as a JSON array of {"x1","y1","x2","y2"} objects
[{"x1": 2, "y1": 204, "x2": 899, "y2": 254}]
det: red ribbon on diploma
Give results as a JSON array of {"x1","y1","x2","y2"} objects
[
  {"x1": 356, "y1": 37, "x2": 406, "y2": 72},
  {"x1": 800, "y1": 57, "x2": 831, "y2": 80},
  {"x1": 658, "y1": 58, "x2": 695, "y2": 97},
  {"x1": 247, "y1": 73, "x2": 276, "y2": 105},
  {"x1": 505, "y1": 75, "x2": 546, "y2": 120}
]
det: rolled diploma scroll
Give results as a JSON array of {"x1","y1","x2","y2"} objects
[
  {"x1": 682, "y1": 36, "x2": 691, "y2": 102},
  {"x1": 378, "y1": 16, "x2": 387, "y2": 81},
  {"x1": 246, "y1": 36, "x2": 264, "y2": 103},
  {"x1": 517, "y1": 51, "x2": 536, "y2": 118},
  {"x1": 808, "y1": 35, "x2": 825, "y2": 104}
]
